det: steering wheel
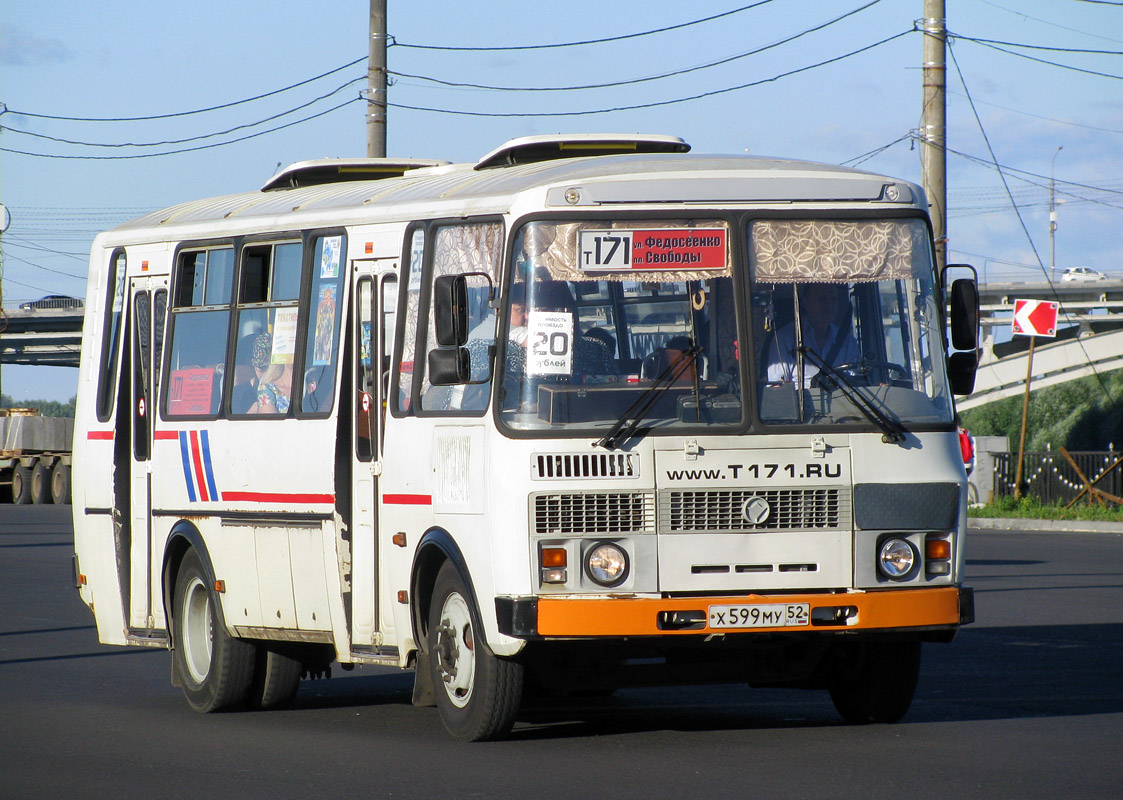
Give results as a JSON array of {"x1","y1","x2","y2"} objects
[{"x1": 835, "y1": 360, "x2": 909, "y2": 384}]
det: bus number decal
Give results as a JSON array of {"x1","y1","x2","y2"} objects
[{"x1": 579, "y1": 228, "x2": 726, "y2": 271}]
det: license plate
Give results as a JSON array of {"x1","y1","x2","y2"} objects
[{"x1": 708, "y1": 603, "x2": 810, "y2": 629}]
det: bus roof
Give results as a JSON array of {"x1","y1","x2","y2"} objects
[{"x1": 106, "y1": 138, "x2": 922, "y2": 242}]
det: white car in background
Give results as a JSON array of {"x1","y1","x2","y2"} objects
[{"x1": 1061, "y1": 267, "x2": 1107, "y2": 282}]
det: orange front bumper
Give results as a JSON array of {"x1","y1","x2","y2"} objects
[{"x1": 535, "y1": 586, "x2": 965, "y2": 637}]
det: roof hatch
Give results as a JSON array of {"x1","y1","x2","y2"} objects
[
  {"x1": 261, "y1": 157, "x2": 449, "y2": 191},
  {"x1": 474, "y1": 133, "x2": 690, "y2": 170}
]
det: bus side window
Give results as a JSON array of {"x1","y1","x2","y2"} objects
[
  {"x1": 165, "y1": 248, "x2": 234, "y2": 418},
  {"x1": 300, "y1": 235, "x2": 345, "y2": 415},
  {"x1": 418, "y1": 221, "x2": 503, "y2": 413}
]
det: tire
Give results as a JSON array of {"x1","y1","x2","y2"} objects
[
  {"x1": 427, "y1": 561, "x2": 523, "y2": 741},
  {"x1": 828, "y1": 640, "x2": 922, "y2": 724},
  {"x1": 30, "y1": 461, "x2": 51, "y2": 505},
  {"x1": 248, "y1": 647, "x2": 303, "y2": 711},
  {"x1": 11, "y1": 464, "x2": 33, "y2": 505},
  {"x1": 171, "y1": 549, "x2": 255, "y2": 712},
  {"x1": 51, "y1": 463, "x2": 72, "y2": 505}
]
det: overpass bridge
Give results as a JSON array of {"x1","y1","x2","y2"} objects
[
  {"x1": 0, "y1": 307, "x2": 83, "y2": 368},
  {"x1": 957, "y1": 279, "x2": 1123, "y2": 411}
]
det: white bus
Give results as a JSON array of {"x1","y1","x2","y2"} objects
[{"x1": 72, "y1": 134, "x2": 980, "y2": 741}]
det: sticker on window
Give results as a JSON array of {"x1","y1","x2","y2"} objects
[
  {"x1": 319, "y1": 236, "x2": 342, "y2": 279},
  {"x1": 527, "y1": 311, "x2": 573, "y2": 376},
  {"x1": 271, "y1": 307, "x2": 299, "y2": 364},
  {"x1": 578, "y1": 229, "x2": 726, "y2": 271}
]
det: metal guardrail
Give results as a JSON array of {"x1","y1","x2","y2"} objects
[{"x1": 993, "y1": 451, "x2": 1123, "y2": 505}]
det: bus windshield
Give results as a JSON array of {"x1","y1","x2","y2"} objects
[
  {"x1": 497, "y1": 220, "x2": 742, "y2": 434},
  {"x1": 496, "y1": 217, "x2": 953, "y2": 436}
]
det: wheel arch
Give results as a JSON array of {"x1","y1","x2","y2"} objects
[
  {"x1": 410, "y1": 527, "x2": 477, "y2": 652},
  {"x1": 161, "y1": 520, "x2": 219, "y2": 636}
]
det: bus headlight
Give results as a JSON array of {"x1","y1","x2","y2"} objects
[
  {"x1": 585, "y1": 542, "x2": 629, "y2": 587},
  {"x1": 877, "y1": 537, "x2": 917, "y2": 580}
]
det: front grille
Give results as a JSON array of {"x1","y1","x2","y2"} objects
[
  {"x1": 533, "y1": 492, "x2": 655, "y2": 536},
  {"x1": 532, "y1": 452, "x2": 638, "y2": 480},
  {"x1": 661, "y1": 488, "x2": 846, "y2": 532}
]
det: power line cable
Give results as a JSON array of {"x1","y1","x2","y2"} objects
[
  {"x1": 954, "y1": 33, "x2": 1123, "y2": 80},
  {"x1": 389, "y1": 30, "x2": 911, "y2": 118},
  {"x1": 1, "y1": 96, "x2": 362, "y2": 160},
  {"x1": 390, "y1": 1, "x2": 779, "y2": 52},
  {"x1": 0, "y1": 77, "x2": 364, "y2": 150},
  {"x1": 0, "y1": 252, "x2": 86, "y2": 279},
  {"x1": 947, "y1": 89, "x2": 1123, "y2": 135},
  {"x1": 948, "y1": 41, "x2": 1115, "y2": 405},
  {"x1": 389, "y1": 0, "x2": 884, "y2": 93},
  {"x1": 2, "y1": 57, "x2": 366, "y2": 123},
  {"x1": 974, "y1": 0, "x2": 1123, "y2": 46}
]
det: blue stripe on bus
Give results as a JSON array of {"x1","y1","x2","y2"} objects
[
  {"x1": 200, "y1": 430, "x2": 219, "y2": 501},
  {"x1": 178, "y1": 431, "x2": 197, "y2": 503}
]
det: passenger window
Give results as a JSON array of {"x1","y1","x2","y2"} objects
[
  {"x1": 165, "y1": 247, "x2": 234, "y2": 418},
  {"x1": 233, "y1": 240, "x2": 304, "y2": 416},
  {"x1": 96, "y1": 250, "x2": 129, "y2": 422},
  {"x1": 300, "y1": 235, "x2": 345, "y2": 414},
  {"x1": 418, "y1": 221, "x2": 503, "y2": 413},
  {"x1": 394, "y1": 227, "x2": 426, "y2": 415}
]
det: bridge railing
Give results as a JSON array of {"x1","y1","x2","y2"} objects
[{"x1": 993, "y1": 450, "x2": 1123, "y2": 505}]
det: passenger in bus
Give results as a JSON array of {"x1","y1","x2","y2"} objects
[
  {"x1": 230, "y1": 333, "x2": 261, "y2": 414},
  {"x1": 247, "y1": 333, "x2": 293, "y2": 414},
  {"x1": 642, "y1": 335, "x2": 704, "y2": 384},
  {"x1": 764, "y1": 282, "x2": 860, "y2": 388}
]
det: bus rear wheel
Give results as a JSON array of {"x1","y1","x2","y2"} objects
[
  {"x1": 248, "y1": 647, "x2": 303, "y2": 711},
  {"x1": 172, "y1": 549, "x2": 255, "y2": 712},
  {"x1": 427, "y1": 562, "x2": 522, "y2": 741},
  {"x1": 828, "y1": 640, "x2": 921, "y2": 724}
]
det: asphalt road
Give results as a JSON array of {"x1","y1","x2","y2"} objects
[{"x1": 3, "y1": 505, "x2": 1122, "y2": 800}]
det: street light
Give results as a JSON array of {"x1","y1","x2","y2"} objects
[{"x1": 1050, "y1": 146, "x2": 1063, "y2": 275}]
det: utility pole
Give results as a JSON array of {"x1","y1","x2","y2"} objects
[
  {"x1": 920, "y1": 0, "x2": 947, "y2": 272},
  {"x1": 367, "y1": 0, "x2": 388, "y2": 158}
]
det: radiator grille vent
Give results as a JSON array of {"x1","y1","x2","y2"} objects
[
  {"x1": 533, "y1": 452, "x2": 638, "y2": 480},
  {"x1": 534, "y1": 492, "x2": 655, "y2": 536},
  {"x1": 662, "y1": 488, "x2": 846, "y2": 532}
]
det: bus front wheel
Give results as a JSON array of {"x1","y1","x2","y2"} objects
[
  {"x1": 827, "y1": 640, "x2": 921, "y2": 724},
  {"x1": 427, "y1": 561, "x2": 523, "y2": 741},
  {"x1": 172, "y1": 549, "x2": 255, "y2": 712}
]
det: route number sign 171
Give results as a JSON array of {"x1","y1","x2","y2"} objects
[{"x1": 578, "y1": 228, "x2": 727, "y2": 271}]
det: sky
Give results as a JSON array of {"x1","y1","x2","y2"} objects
[{"x1": 2, "y1": 0, "x2": 1121, "y2": 401}]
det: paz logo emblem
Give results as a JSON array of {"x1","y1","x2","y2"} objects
[{"x1": 741, "y1": 495, "x2": 771, "y2": 525}]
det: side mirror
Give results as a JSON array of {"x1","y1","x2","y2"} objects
[
  {"x1": 428, "y1": 348, "x2": 471, "y2": 386},
  {"x1": 947, "y1": 272, "x2": 979, "y2": 351},
  {"x1": 433, "y1": 274, "x2": 469, "y2": 347},
  {"x1": 947, "y1": 351, "x2": 978, "y2": 396}
]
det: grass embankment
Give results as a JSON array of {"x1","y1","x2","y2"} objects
[{"x1": 969, "y1": 495, "x2": 1123, "y2": 522}]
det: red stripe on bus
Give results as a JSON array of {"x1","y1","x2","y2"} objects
[
  {"x1": 189, "y1": 430, "x2": 210, "y2": 502},
  {"x1": 87, "y1": 431, "x2": 114, "y2": 440},
  {"x1": 382, "y1": 494, "x2": 432, "y2": 505},
  {"x1": 220, "y1": 491, "x2": 334, "y2": 504},
  {"x1": 153, "y1": 431, "x2": 179, "y2": 440}
]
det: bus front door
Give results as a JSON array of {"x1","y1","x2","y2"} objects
[
  {"x1": 124, "y1": 278, "x2": 168, "y2": 634},
  {"x1": 350, "y1": 262, "x2": 397, "y2": 650}
]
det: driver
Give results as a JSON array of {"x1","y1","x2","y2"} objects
[{"x1": 765, "y1": 282, "x2": 860, "y2": 388}]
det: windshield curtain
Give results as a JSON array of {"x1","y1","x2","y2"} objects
[
  {"x1": 749, "y1": 218, "x2": 954, "y2": 428},
  {"x1": 497, "y1": 220, "x2": 742, "y2": 434}
]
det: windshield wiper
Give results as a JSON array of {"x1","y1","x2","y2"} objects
[
  {"x1": 800, "y1": 348, "x2": 908, "y2": 443},
  {"x1": 594, "y1": 345, "x2": 701, "y2": 450}
]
